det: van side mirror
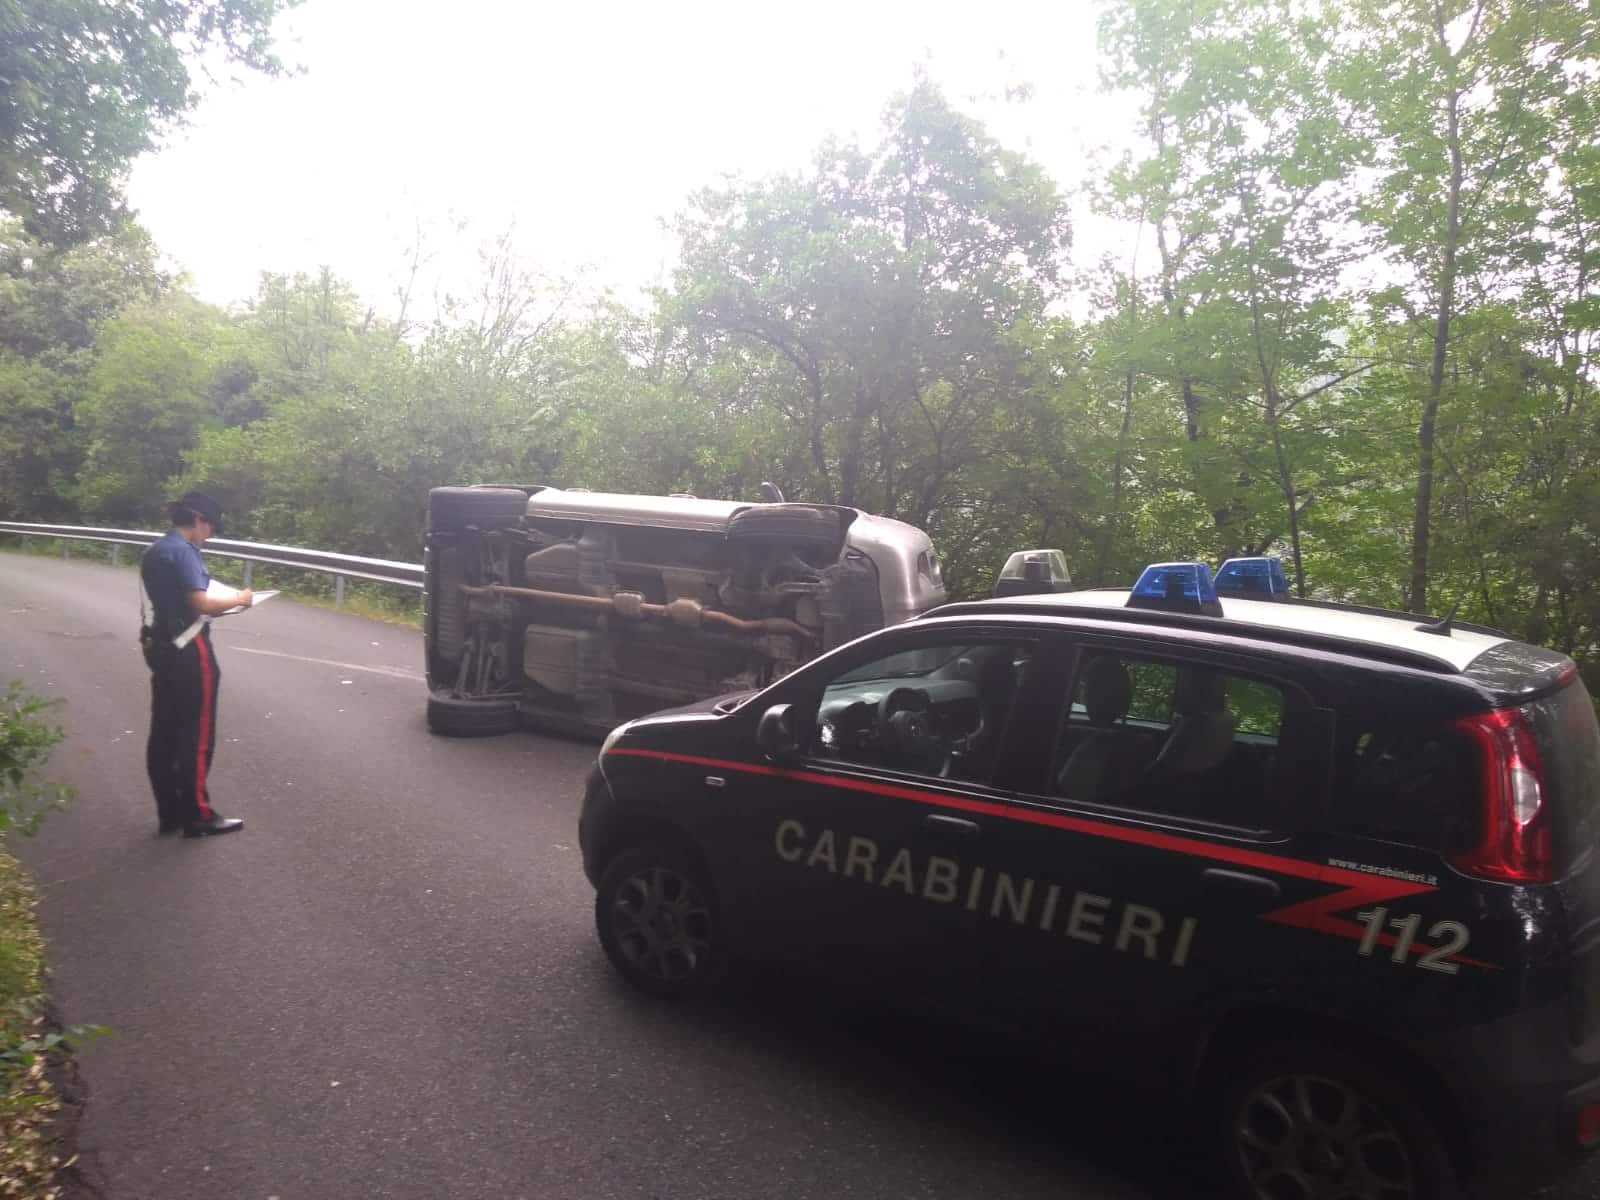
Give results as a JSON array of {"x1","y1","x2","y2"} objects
[{"x1": 757, "y1": 703, "x2": 800, "y2": 763}]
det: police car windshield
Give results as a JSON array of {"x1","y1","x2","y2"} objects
[{"x1": 831, "y1": 646, "x2": 976, "y2": 684}]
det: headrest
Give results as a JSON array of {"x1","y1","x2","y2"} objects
[
  {"x1": 1173, "y1": 669, "x2": 1226, "y2": 716},
  {"x1": 1082, "y1": 658, "x2": 1133, "y2": 726}
]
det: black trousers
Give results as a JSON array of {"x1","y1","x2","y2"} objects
[{"x1": 146, "y1": 628, "x2": 220, "y2": 826}]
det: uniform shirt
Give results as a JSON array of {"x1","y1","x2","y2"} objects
[{"x1": 141, "y1": 529, "x2": 209, "y2": 633}]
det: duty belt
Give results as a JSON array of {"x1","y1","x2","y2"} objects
[
  {"x1": 172, "y1": 617, "x2": 206, "y2": 649},
  {"x1": 152, "y1": 617, "x2": 207, "y2": 649}
]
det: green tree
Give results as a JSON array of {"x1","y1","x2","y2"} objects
[
  {"x1": 74, "y1": 295, "x2": 219, "y2": 522},
  {"x1": 665, "y1": 78, "x2": 1070, "y2": 590},
  {"x1": 1096, "y1": 0, "x2": 1374, "y2": 590},
  {"x1": 0, "y1": 354, "x2": 74, "y2": 519},
  {"x1": 0, "y1": 0, "x2": 298, "y2": 244},
  {"x1": 0, "y1": 217, "x2": 168, "y2": 518},
  {"x1": 180, "y1": 253, "x2": 578, "y2": 559},
  {"x1": 1342, "y1": 0, "x2": 1591, "y2": 611}
]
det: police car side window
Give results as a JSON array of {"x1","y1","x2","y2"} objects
[
  {"x1": 1052, "y1": 652, "x2": 1286, "y2": 826},
  {"x1": 807, "y1": 640, "x2": 1030, "y2": 785}
]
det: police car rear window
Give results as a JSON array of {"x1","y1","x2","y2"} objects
[
  {"x1": 1527, "y1": 677, "x2": 1600, "y2": 871},
  {"x1": 1332, "y1": 722, "x2": 1481, "y2": 853}
]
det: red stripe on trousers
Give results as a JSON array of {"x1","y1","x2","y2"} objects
[{"x1": 194, "y1": 635, "x2": 215, "y2": 821}]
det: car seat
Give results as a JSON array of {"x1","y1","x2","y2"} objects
[
  {"x1": 1057, "y1": 658, "x2": 1142, "y2": 801},
  {"x1": 1154, "y1": 669, "x2": 1237, "y2": 775},
  {"x1": 957, "y1": 648, "x2": 1021, "y2": 780}
]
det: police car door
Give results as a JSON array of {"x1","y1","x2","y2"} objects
[
  {"x1": 726, "y1": 628, "x2": 1039, "y2": 999},
  {"x1": 978, "y1": 636, "x2": 1331, "y2": 1084}
]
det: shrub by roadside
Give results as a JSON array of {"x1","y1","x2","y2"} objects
[
  {"x1": 0, "y1": 684, "x2": 94, "y2": 1199},
  {"x1": 0, "y1": 850, "x2": 65, "y2": 1197}
]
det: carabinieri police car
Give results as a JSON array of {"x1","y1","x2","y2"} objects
[{"x1": 579, "y1": 556, "x2": 1600, "y2": 1200}]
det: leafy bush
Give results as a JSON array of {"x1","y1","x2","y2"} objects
[
  {"x1": 0, "y1": 685, "x2": 75, "y2": 837},
  {"x1": 0, "y1": 683, "x2": 96, "y2": 1194}
]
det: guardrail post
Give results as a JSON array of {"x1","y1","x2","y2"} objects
[
  {"x1": 61, "y1": 541, "x2": 69, "y2": 560},
  {"x1": 243, "y1": 561, "x2": 254, "y2": 588},
  {"x1": 111, "y1": 543, "x2": 121, "y2": 567},
  {"x1": 335, "y1": 574, "x2": 346, "y2": 607}
]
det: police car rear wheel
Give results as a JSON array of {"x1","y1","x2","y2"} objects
[
  {"x1": 1220, "y1": 1042, "x2": 1460, "y2": 1200},
  {"x1": 596, "y1": 845, "x2": 722, "y2": 999}
]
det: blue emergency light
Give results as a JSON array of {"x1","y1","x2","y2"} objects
[
  {"x1": 1215, "y1": 556, "x2": 1290, "y2": 599},
  {"x1": 1126, "y1": 561, "x2": 1223, "y2": 616}
]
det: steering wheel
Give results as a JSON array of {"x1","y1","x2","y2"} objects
[
  {"x1": 876, "y1": 687, "x2": 949, "y2": 775},
  {"x1": 818, "y1": 699, "x2": 874, "y2": 758}
]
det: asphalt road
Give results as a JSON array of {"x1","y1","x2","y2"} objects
[{"x1": 2, "y1": 551, "x2": 1190, "y2": 1200}]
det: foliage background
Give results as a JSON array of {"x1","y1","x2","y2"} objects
[{"x1": 1, "y1": 0, "x2": 1596, "y2": 684}]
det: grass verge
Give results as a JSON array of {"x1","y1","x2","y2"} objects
[{"x1": 0, "y1": 847, "x2": 68, "y2": 1198}]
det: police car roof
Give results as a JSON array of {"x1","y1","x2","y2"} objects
[{"x1": 932, "y1": 588, "x2": 1510, "y2": 674}]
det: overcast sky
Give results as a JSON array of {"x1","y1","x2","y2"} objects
[{"x1": 126, "y1": 0, "x2": 1133, "y2": 317}]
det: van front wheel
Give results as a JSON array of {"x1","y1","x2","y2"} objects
[{"x1": 426, "y1": 691, "x2": 518, "y2": 737}]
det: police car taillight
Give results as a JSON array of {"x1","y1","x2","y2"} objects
[
  {"x1": 1449, "y1": 707, "x2": 1552, "y2": 885},
  {"x1": 1578, "y1": 1102, "x2": 1600, "y2": 1147},
  {"x1": 1126, "y1": 561, "x2": 1223, "y2": 617},
  {"x1": 1215, "y1": 556, "x2": 1290, "y2": 599}
]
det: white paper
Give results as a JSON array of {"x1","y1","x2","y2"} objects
[{"x1": 207, "y1": 579, "x2": 278, "y2": 616}]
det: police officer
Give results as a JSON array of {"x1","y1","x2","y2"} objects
[{"x1": 142, "y1": 491, "x2": 249, "y2": 838}]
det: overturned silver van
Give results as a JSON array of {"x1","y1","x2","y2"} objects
[{"x1": 423, "y1": 484, "x2": 947, "y2": 737}]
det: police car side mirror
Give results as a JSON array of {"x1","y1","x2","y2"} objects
[{"x1": 757, "y1": 704, "x2": 800, "y2": 764}]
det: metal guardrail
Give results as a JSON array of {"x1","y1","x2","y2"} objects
[{"x1": 0, "y1": 521, "x2": 423, "y2": 606}]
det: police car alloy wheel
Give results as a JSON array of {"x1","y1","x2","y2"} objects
[
  {"x1": 1220, "y1": 1042, "x2": 1460, "y2": 1200},
  {"x1": 595, "y1": 845, "x2": 723, "y2": 999}
]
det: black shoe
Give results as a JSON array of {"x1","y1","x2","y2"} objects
[
  {"x1": 158, "y1": 821, "x2": 183, "y2": 835},
  {"x1": 183, "y1": 813, "x2": 244, "y2": 838}
]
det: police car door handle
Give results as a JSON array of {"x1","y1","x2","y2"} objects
[
  {"x1": 924, "y1": 813, "x2": 981, "y2": 837},
  {"x1": 1201, "y1": 868, "x2": 1281, "y2": 901}
]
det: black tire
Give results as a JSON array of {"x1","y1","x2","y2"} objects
[
  {"x1": 427, "y1": 486, "x2": 528, "y2": 534},
  {"x1": 725, "y1": 503, "x2": 843, "y2": 547},
  {"x1": 428, "y1": 543, "x2": 466, "y2": 665},
  {"x1": 1217, "y1": 1039, "x2": 1462, "y2": 1200},
  {"x1": 595, "y1": 843, "x2": 724, "y2": 1000},
  {"x1": 426, "y1": 690, "x2": 518, "y2": 737}
]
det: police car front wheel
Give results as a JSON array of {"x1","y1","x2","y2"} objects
[
  {"x1": 1219, "y1": 1040, "x2": 1461, "y2": 1200},
  {"x1": 595, "y1": 845, "x2": 724, "y2": 999}
]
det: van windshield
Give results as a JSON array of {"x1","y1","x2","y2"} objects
[{"x1": 1527, "y1": 676, "x2": 1600, "y2": 872}]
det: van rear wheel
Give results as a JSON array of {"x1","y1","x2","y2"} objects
[
  {"x1": 426, "y1": 486, "x2": 527, "y2": 534},
  {"x1": 1218, "y1": 1040, "x2": 1461, "y2": 1200},
  {"x1": 726, "y1": 504, "x2": 843, "y2": 548}
]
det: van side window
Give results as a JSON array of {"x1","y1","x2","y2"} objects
[
  {"x1": 1051, "y1": 653, "x2": 1285, "y2": 826},
  {"x1": 1333, "y1": 722, "x2": 1481, "y2": 852}
]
